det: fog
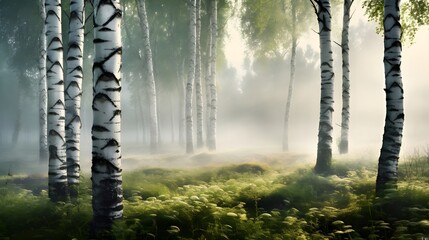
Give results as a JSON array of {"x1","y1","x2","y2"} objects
[{"x1": 1, "y1": 5, "x2": 429, "y2": 177}]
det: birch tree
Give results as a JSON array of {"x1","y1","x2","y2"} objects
[
  {"x1": 39, "y1": 0, "x2": 48, "y2": 162},
  {"x1": 240, "y1": 0, "x2": 313, "y2": 151},
  {"x1": 136, "y1": 0, "x2": 159, "y2": 153},
  {"x1": 91, "y1": 0, "x2": 123, "y2": 233},
  {"x1": 362, "y1": 0, "x2": 429, "y2": 195},
  {"x1": 195, "y1": 0, "x2": 204, "y2": 148},
  {"x1": 46, "y1": 0, "x2": 68, "y2": 201},
  {"x1": 186, "y1": 0, "x2": 197, "y2": 154},
  {"x1": 65, "y1": 0, "x2": 85, "y2": 197},
  {"x1": 310, "y1": 0, "x2": 335, "y2": 174},
  {"x1": 338, "y1": 0, "x2": 353, "y2": 154},
  {"x1": 375, "y1": 0, "x2": 403, "y2": 196},
  {"x1": 283, "y1": 2, "x2": 297, "y2": 151},
  {"x1": 207, "y1": 0, "x2": 218, "y2": 151}
]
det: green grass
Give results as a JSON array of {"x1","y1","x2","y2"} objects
[{"x1": 1, "y1": 155, "x2": 429, "y2": 239}]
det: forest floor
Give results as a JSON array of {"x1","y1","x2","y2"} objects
[{"x1": 1, "y1": 149, "x2": 429, "y2": 239}]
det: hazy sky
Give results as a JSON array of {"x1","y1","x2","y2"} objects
[{"x1": 221, "y1": 2, "x2": 429, "y2": 157}]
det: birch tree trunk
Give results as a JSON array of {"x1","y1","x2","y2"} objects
[
  {"x1": 46, "y1": 0, "x2": 68, "y2": 202},
  {"x1": 177, "y1": 60, "x2": 186, "y2": 146},
  {"x1": 137, "y1": 0, "x2": 159, "y2": 154},
  {"x1": 312, "y1": 0, "x2": 335, "y2": 174},
  {"x1": 339, "y1": 0, "x2": 353, "y2": 154},
  {"x1": 205, "y1": 19, "x2": 212, "y2": 147},
  {"x1": 282, "y1": 2, "x2": 297, "y2": 152},
  {"x1": 39, "y1": 0, "x2": 48, "y2": 162},
  {"x1": 195, "y1": 0, "x2": 204, "y2": 148},
  {"x1": 91, "y1": 0, "x2": 123, "y2": 234},
  {"x1": 65, "y1": 0, "x2": 85, "y2": 197},
  {"x1": 185, "y1": 0, "x2": 196, "y2": 154},
  {"x1": 207, "y1": 0, "x2": 218, "y2": 151},
  {"x1": 376, "y1": 0, "x2": 403, "y2": 196}
]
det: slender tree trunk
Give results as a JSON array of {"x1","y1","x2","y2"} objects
[
  {"x1": 185, "y1": 0, "x2": 197, "y2": 154},
  {"x1": 282, "y1": 2, "x2": 297, "y2": 152},
  {"x1": 39, "y1": 0, "x2": 48, "y2": 162},
  {"x1": 207, "y1": 0, "x2": 218, "y2": 151},
  {"x1": 312, "y1": 0, "x2": 335, "y2": 174},
  {"x1": 339, "y1": 0, "x2": 353, "y2": 154},
  {"x1": 46, "y1": 0, "x2": 68, "y2": 202},
  {"x1": 136, "y1": 92, "x2": 146, "y2": 144},
  {"x1": 376, "y1": 0, "x2": 403, "y2": 196},
  {"x1": 177, "y1": 61, "x2": 186, "y2": 146},
  {"x1": 12, "y1": 91, "x2": 21, "y2": 146},
  {"x1": 91, "y1": 0, "x2": 123, "y2": 235},
  {"x1": 170, "y1": 94, "x2": 175, "y2": 143},
  {"x1": 65, "y1": 0, "x2": 85, "y2": 198},
  {"x1": 205, "y1": 18, "x2": 212, "y2": 147},
  {"x1": 137, "y1": 0, "x2": 159, "y2": 154},
  {"x1": 195, "y1": 0, "x2": 204, "y2": 148}
]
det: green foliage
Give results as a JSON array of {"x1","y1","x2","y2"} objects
[
  {"x1": 240, "y1": 0, "x2": 313, "y2": 58},
  {"x1": 1, "y1": 157, "x2": 429, "y2": 239},
  {"x1": 0, "y1": 177, "x2": 92, "y2": 239},
  {"x1": 362, "y1": 0, "x2": 429, "y2": 45}
]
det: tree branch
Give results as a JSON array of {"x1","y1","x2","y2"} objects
[
  {"x1": 333, "y1": 40, "x2": 342, "y2": 48},
  {"x1": 309, "y1": 0, "x2": 319, "y2": 16}
]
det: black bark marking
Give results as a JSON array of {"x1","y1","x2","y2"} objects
[
  {"x1": 93, "y1": 93, "x2": 117, "y2": 108},
  {"x1": 49, "y1": 129, "x2": 66, "y2": 144},
  {"x1": 46, "y1": 9, "x2": 61, "y2": 22},
  {"x1": 100, "y1": 139, "x2": 120, "y2": 150},
  {"x1": 49, "y1": 99, "x2": 65, "y2": 111},
  {"x1": 65, "y1": 115, "x2": 82, "y2": 129},
  {"x1": 93, "y1": 38, "x2": 109, "y2": 44},
  {"x1": 104, "y1": 87, "x2": 121, "y2": 92},
  {"x1": 91, "y1": 156, "x2": 122, "y2": 173},
  {"x1": 47, "y1": 60, "x2": 64, "y2": 73},
  {"x1": 99, "y1": 27, "x2": 113, "y2": 32},
  {"x1": 47, "y1": 36, "x2": 63, "y2": 48},
  {"x1": 95, "y1": 72, "x2": 120, "y2": 87},
  {"x1": 92, "y1": 125, "x2": 110, "y2": 132},
  {"x1": 109, "y1": 110, "x2": 121, "y2": 121}
]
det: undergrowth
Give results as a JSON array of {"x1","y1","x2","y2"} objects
[{"x1": 1, "y1": 157, "x2": 429, "y2": 239}]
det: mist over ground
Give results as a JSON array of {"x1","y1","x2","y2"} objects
[{"x1": 0, "y1": 4, "x2": 428, "y2": 177}]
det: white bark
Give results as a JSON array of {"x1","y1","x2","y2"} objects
[
  {"x1": 65, "y1": 0, "x2": 84, "y2": 195},
  {"x1": 282, "y1": 2, "x2": 297, "y2": 152},
  {"x1": 339, "y1": 0, "x2": 353, "y2": 154},
  {"x1": 39, "y1": 0, "x2": 48, "y2": 162},
  {"x1": 312, "y1": 0, "x2": 335, "y2": 173},
  {"x1": 185, "y1": 0, "x2": 196, "y2": 154},
  {"x1": 137, "y1": 0, "x2": 159, "y2": 153},
  {"x1": 207, "y1": 0, "x2": 218, "y2": 151},
  {"x1": 91, "y1": 0, "x2": 123, "y2": 232},
  {"x1": 195, "y1": 0, "x2": 204, "y2": 148},
  {"x1": 46, "y1": 0, "x2": 68, "y2": 201},
  {"x1": 205, "y1": 19, "x2": 212, "y2": 147},
  {"x1": 376, "y1": 0, "x2": 403, "y2": 195}
]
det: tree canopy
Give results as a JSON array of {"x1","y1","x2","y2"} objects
[{"x1": 363, "y1": 0, "x2": 429, "y2": 44}]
